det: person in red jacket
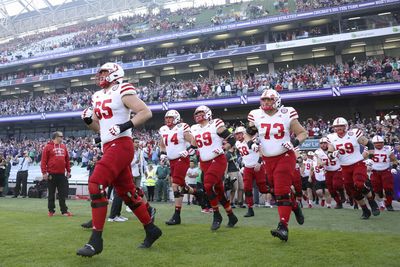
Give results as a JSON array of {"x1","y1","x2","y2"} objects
[{"x1": 41, "y1": 131, "x2": 72, "y2": 217}]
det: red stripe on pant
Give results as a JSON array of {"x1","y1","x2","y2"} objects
[
  {"x1": 89, "y1": 137, "x2": 151, "y2": 231},
  {"x1": 263, "y1": 151, "x2": 296, "y2": 226},
  {"x1": 200, "y1": 154, "x2": 227, "y2": 207}
]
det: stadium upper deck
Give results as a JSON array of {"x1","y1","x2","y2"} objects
[{"x1": 0, "y1": 0, "x2": 399, "y2": 99}]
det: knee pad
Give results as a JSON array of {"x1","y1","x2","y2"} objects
[
  {"x1": 207, "y1": 191, "x2": 217, "y2": 200},
  {"x1": 361, "y1": 184, "x2": 371, "y2": 196},
  {"x1": 354, "y1": 190, "x2": 364, "y2": 201},
  {"x1": 121, "y1": 191, "x2": 142, "y2": 211},
  {"x1": 173, "y1": 190, "x2": 181, "y2": 199},
  {"x1": 244, "y1": 191, "x2": 253, "y2": 197},
  {"x1": 275, "y1": 194, "x2": 292, "y2": 206},
  {"x1": 88, "y1": 182, "x2": 108, "y2": 208},
  {"x1": 219, "y1": 194, "x2": 229, "y2": 207}
]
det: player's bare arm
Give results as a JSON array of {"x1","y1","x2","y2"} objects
[
  {"x1": 122, "y1": 94, "x2": 152, "y2": 127},
  {"x1": 290, "y1": 119, "x2": 308, "y2": 145}
]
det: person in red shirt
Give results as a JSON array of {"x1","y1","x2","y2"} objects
[{"x1": 41, "y1": 131, "x2": 72, "y2": 217}]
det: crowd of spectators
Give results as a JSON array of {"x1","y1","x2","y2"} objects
[
  {"x1": 1, "y1": 116, "x2": 398, "y2": 168},
  {"x1": 0, "y1": 56, "x2": 399, "y2": 116},
  {"x1": 0, "y1": 0, "x2": 378, "y2": 64}
]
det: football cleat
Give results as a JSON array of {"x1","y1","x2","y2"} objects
[
  {"x1": 386, "y1": 204, "x2": 394, "y2": 211},
  {"x1": 165, "y1": 213, "x2": 181, "y2": 225},
  {"x1": 81, "y1": 220, "x2": 93, "y2": 229},
  {"x1": 360, "y1": 208, "x2": 371, "y2": 220},
  {"x1": 211, "y1": 211, "x2": 223, "y2": 231},
  {"x1": 244, "y1": 208, "x2": 255, "y2": 217},
  {"x1": 334, "y1": 203, "x2": 343, "y2": 209},
  {"x1": 271, "y1": 222, "x2": 289, "y2": 241},
  {"x1": 76, "y1": 234, "x2": 103, "y2": 257},
  {"x1": 368, "y1": 200, "x2": 380, "y2": 216},
  {"x1": 227, "y1": 213, "x2": 238, "y2": 227},
  {"x1": 138, "y1": 224, "x2": 162, "y2": 248}
]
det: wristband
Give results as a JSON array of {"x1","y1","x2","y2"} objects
[
  {"x1": 291, "y1": 138, "x2": 300, "y2": 147},
  {"x1": 83, "y1": 117, "x2": 93, "y2": 125},
  {"x1": 118, "y1": 120, "x2": 134, "y2": 133}
]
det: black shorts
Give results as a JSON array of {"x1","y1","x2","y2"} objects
[
  {"x1": 301, "y1": 176, "x2": 312, "y2": 190},
  {"x1": 315, "y1": 181, "x2": 326, "y2": 191}
]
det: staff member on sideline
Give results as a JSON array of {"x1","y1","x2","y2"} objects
[
  {"x1": 13, "y1": 151, "x2": 32, "y2": 198},
  {"x1": 41, "y1": 131, "x2": 72, "y2": 217}
]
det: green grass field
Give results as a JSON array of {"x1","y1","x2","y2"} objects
[{"x1": 0, "y1": 198, "x2": 399, "y2": 267}]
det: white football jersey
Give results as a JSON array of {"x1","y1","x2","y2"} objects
[
  {"x1": 235, "y1": 140, "x2": 259, "y2": 168},
  {"x1": 191, "y1": 119, "x2": 225, "y2": 161},
  {"x1": 314, "y1": 148, "x2": 340, "y2": 171},
  {"x1": 248, "y1": 106, "x2": 298, "y2": 157},
  {"x1": 327, "y1": 129, "x2": 364, "y2": 166},
  {"x1": 312, "y1": 157, "x2": 326, "y2": 181},
  {"x1": 92, "y1": 82, "x2": 136, "y2": 144},
  {"x1": 303, "y1": 158, "x2": 313, "y2": 177},
  {"x1": 159, "y1": 123, "x2": 190, "y2": 160},
  {"x1": 372, "y1": 145, "x2": 393, "y2": 171}
]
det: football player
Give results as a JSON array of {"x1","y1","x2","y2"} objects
[
  {"x1": 78, "y1": 63, "x2": 162, "y2": 257},
  {"x1": 190, "y1": 105, "x2": 238, "y2": 231},
  {"x1": 368, "y1": 135, "x2": 399, "y2": 211},
  {"x1": 246, "y1": 89, "x2": 308, "y2": 241},
  {"x1": 234, "y1": 126, "x2": 269, "y2": 217},
  {"x1": 315, "y1": 137, "x2": 345, "y2": 209},
  {"x1": 159, "y1": 109, "x2": 202, "y2": 225},
  {"x1": 327, "y1": 117, "x2": 380, "y2": 219}
]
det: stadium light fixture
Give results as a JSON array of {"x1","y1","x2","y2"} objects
[
  {"x1": 243, "y1": 29, "x2": 259, "y2": 35},
  {"x1": 111, "y1": 50, "x2": 125, "y2": 56},
  {"x1": 163, "y1": 66, "x2": 174, "y2": 71},
  {"x1": 160, "y1": 42, "x2": 175, "y2": 48},
  {"x1": 15, "y1": 87, "x2": 20, "y2": 90},
  {"x1": 246, "y1": 56, "x2": 259, "y2": 60},
  {"x1": 33, "y1": 84, "x2": 41, "y2": 88},
  {"x1": 184, "y1": 38, "x2": 200, "y2": 44},
  {"x1": 281, "y1": 51, "x2": 294, "y2": 56},
  {"x1": 385, "y1": 38, "x2": 400, "y2": 43},
  {"x1": 348, "y1": 17, "x2": 361, "y2": 21},
  {"x1": 189, "y1": 63, "x2": 200, "y2": 67},
  {"x1": 350, "y1": 42, "x2": 366, "y2": 47},
  {"x1": 70, "y1": 79, "x2": 79, "y2": 83},
  {"x1": 214, "y1": 34, "x2": 230, "y2": 40},
  {"x1": 136, "y1": 70, "x2": 146, "y2": 74},
  {"x1": 134, "y1": 47, "x2": 145, "y2": 52},
  {"x1": 0, "y1": 88, "x2": 6, "y2": 92},
  {"x1": 87, "y1": 15, "x2": 106, "y2": 21},
  {"x1": 378, "y1": 12, "x2": 391, "y2": 16},
  {"x1": 312, "y1": 47, "x2": 326, "y2": 52},
  {"x1": 256, "y1": 68, "x2": 259, "y2": 72},
  {"x1": 218, "y1": 59, "x2": 231, "y2": 64}
]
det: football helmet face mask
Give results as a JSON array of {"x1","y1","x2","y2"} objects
[
  {"x1": 332, "y1": 117, "x2": 348, "y2": 137},
  {"x1": 260, "y1": 89, "x2": 281, "y2": 111},
  {"x1": 194, "y1": 105, "x2": 212, "y2": 123},
  {"x1": 372, "y1": 135, "x2": 384, "y2": 149},
  {"x1": 234, "y1": 126, "x2": 246, "y2": 141},
  {"x1": 164, "y1": 110, "x2": 181, "y2": 127},
  {"x1": 95, "y1": 63, "x2": 124, "y2": 88}
]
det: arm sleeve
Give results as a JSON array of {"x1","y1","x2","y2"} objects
[
  {"x1": 120, "y1": 83, "x2": 137, "y2": 98},
  {"x1": 287, "y1": 107, "x2": 299, "y2": 123}
]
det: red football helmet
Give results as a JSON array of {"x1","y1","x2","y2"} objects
[
  {"x1": 194, "y1": 105, "x2": 212, "y2": 123},
  {"x1": 164, "y1": 110, "x2": 181, "y2": 127},
  {"x1": 95, "y1": 62, "x2": 124, "y2": 88},
  {"x1": 332, "y1": 117, "x2": 348, "y2": 137},
  {"x1": 260, "y1": 89, "x2": 281, "y2": 111}
]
